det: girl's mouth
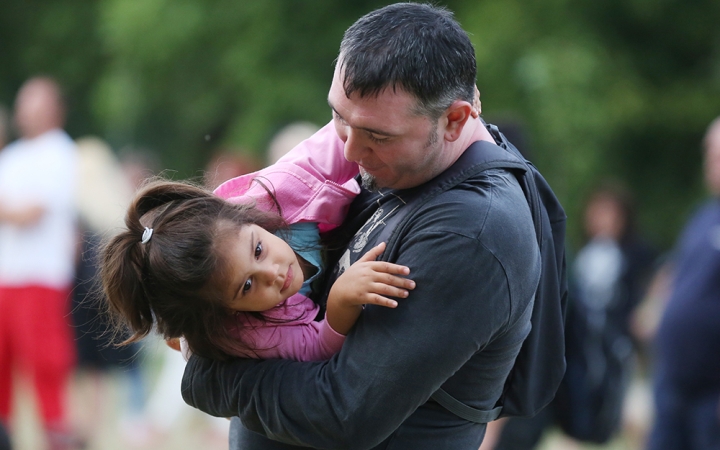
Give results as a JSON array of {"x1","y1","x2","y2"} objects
[{"x1": 281, "y1": 265, "x2": 293, "y2": 292}]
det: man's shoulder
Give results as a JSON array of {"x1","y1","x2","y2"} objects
[{"x1": 412, "y1": 168, "x2": 533, "y2": 237}]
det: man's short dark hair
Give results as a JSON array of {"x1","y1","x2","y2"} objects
[{"x1": 338, "y1": 2, "x2": 477, "y2": 120}]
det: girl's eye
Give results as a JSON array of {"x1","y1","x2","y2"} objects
[
  {"x1": 242, "y1": 278, "x2": 252, "y2": 293},
  {"x1": 255, "y1": 242, "x2": 263, "y2": 258}
]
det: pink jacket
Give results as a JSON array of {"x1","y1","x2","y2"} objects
[
  {"x1": 214, "y1": 121, "x2": 360, "y2": 361},
  {"x1": 214, "y1": 122, "x2": 359, "y2": 234}
]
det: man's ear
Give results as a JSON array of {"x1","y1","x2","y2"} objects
[{"x1": 443, "y1": 100, "x2": 473, "y2": 142}]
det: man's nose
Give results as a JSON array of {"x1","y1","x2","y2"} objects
[{"x1": 342, "y1": 128, "x2": 366, "y2": 164}]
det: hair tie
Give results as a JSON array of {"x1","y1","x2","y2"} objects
[{"x1": 141, "y1": 227, "x2": 153, "y2": 244}]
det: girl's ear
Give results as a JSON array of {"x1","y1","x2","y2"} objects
[{"x1": 443, "y1": 100, "x2": 473, "y2": 142}]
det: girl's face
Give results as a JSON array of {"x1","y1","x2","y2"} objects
[{"x1": 221, "y1": 224, "x2": 305, "y2": 312}]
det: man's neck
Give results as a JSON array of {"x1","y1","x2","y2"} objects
[
  {"x1": 459, "y1": 116, "x2": 495, "y2": 149},
  {"x1": 22, "y1": 126, "x2": 60, "y2": 140},
  {"x1": 441, "y1": 116, "x2": 496, "y2": 169}
]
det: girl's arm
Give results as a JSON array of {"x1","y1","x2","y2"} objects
[
  {"x1": 326, "y1": 242, "x2": 416, "y2": 335},
  {"x1": 231, "y1": 304, "x2": 347, "y2": 362},
  {"x1": 228, "y1": 243, "x2": 414, "y2": 361}
]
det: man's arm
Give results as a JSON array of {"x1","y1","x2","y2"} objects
[{"x1": 183, "y1": 198, "x2": 528, "y2": 448}]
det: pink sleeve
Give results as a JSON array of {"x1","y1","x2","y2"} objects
[
  {"x1": 272, "y1": 121, "x2": 358, "y2": 184},
  {"x1": 213, "y1": 121, "x2": 359, "y2": 232},
  {"x1": 233, "y1": 319, "x2": 346, "y2": 362}
]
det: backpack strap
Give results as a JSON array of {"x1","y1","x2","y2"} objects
[
  {"x1": 432, "y1": 388, "x2": 504, "y2": 424},
  {"x1": 372, "y1": 139, "x2": 528, "y2": 424}
]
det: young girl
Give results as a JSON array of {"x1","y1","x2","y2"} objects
[{"x1": 100, "y1": 125, "x2": 415, "y2": 362}]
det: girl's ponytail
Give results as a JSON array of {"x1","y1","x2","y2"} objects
[
  {"x1": 100, "y1": 180, "x2": 195, "y2": 343},
  {"x1": 100, "y1": 225, "x2": 153, "y2": 344}
]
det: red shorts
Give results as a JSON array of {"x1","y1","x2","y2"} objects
[{"x1": 0, "y1": 285, "x2": 76, "y2": 424}]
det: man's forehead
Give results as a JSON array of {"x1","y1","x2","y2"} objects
[{"x1": 331, "y1": 59, "x2": 416, "y2": 102}]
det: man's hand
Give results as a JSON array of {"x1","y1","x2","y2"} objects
[{"x1": 326, "y1": 242, "x2": 415, "y2": 335}]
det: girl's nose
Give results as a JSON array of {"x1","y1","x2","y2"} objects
[{"x1": 259, "y1": 263, "x2": 280, "y2": 284}]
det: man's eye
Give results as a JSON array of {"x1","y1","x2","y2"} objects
[
  {"x1": 368, "y1": 133, "x2": 389, "y2": 144},
  {"x1": 255, "y1": 242, "x2": 262, "y2": 258},
  {"x1": 242, "y1": 279, "x2": 253, "y2": 293},
  {"x1": 332, "y1": 111, "x2": 344, "y2": 122}
]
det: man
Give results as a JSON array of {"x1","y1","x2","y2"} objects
[
  {"x1": 0, "y1": 77, "x2": 79, "y2": 450},
  {"x1": 647, "y1": 117, "x2": 720, "y2": 450},
  {"x1": 183, "y1": 4, "x2": 541, "y2": 449}
]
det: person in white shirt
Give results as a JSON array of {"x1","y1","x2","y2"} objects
[{"x1": 0, "y1": 77, "x2": 79, "y2": 450}]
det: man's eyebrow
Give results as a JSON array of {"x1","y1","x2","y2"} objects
[{"x1": 328, "y1": 102, "x2": 395, "y2": 137}]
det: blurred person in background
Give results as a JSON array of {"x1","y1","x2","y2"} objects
[
  {"x1": 266, "y1": 122, "x2": 319, "y2": 165},
  {"x1": 0, "y1": 105, "x2": 10, "y2": 149},
  {"x1": 0, "y1": 77, "x2": 80, "y2": 450},
  {"x1": 492, "y1": 181, "x2": 657, "y2": 450},
  {"x1": 118, "y1": 150, "x2": 159, "y2": 193},
  {"x1": 647, "y1": 117, "x2": 720, "y2": 450},
  {"x1": 203, "y1": 149, "x2": 260, "y2": 190},
  {"x1": 0, "y1": 104, "x2": 11, "y2": 450},
  {"x1": 70, "y1": 136, "x2": 152, "y2": 448}
]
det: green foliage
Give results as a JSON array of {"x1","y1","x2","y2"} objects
[
  {"x1": 1, "y1": 0, "x2": 719, "y2": 249},
  {"x1": 91, "y1": 0, "x2": 383, "y2": 173},
  {"x1": 454, "y1": 0, "x2": 720, "y2": 248}
]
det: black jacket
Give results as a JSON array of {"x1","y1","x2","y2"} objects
[{"x1": 182, "y1": 164, "x2": 541, "y2": 450}]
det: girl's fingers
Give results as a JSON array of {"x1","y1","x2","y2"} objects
[
  {"x1": 366, "y1": 271, "x2": 414, "y2": 289},
  {"x1": 369, "y1": 282, "x2": 411, "y2": 299},
  {"x1": 358, "y1": 242, "x2": 386, "y2": 263},
  {"x1": 382, "y1": 274, "x2": 415, "y2": 289},
  {"x1": 366, "y1": 261, "x2": 410, "y2": 275},
  {"x1": 366, "y1": 294, "x2": 398, "y2": 308}
]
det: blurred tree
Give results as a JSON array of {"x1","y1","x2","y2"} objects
[
  {"x1": 91, "y1": 0, "x2": 386, "y2": 175},
  {"x1": 1, "y1": 0, "x2": 718, "y2": 248},
  {"x1": 452, "y1": 0, "x2": 720, "y2": 247},
  {"x1": 0, "y1": 0, "x2": 106, "y2": 141}
]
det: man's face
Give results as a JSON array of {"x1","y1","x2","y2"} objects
[{"x1": 328, "y1": 65, "x2": 447, "y2": 191}]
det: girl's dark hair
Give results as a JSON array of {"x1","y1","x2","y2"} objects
[{"x1": 99, "y1": 179, "x2": 286, "y2": 360}]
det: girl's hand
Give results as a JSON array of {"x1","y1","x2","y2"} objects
[
  {"x1": 326, "y1": 242, "x2": 416, "y2": 335},
  {"x1": 330, "y1": 242, "x2": 416, "y2": 309}
]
